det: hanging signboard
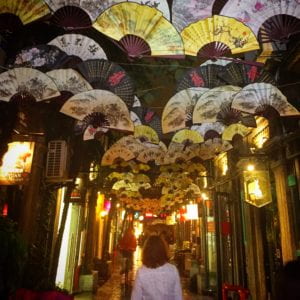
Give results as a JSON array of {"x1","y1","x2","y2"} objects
[{"x1": 0, "y1": 142, "x2": 35, "y2": 185}]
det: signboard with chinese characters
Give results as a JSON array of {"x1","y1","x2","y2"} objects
[
  {"x1": 0, "y1": 142, "x2": 35, "y2": 185},
  {"x1": 243, "y1": 170, "x2": 272, "y2": 207}
]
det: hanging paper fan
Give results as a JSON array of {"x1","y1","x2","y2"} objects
[
  {"x1": 130, "y1": 111, "x2": 142, "y2": 126},
  {"x1": 200, "y1": 57, "x2": 232, "y2": 67},
  {"x1": 162, "y1": 87, "x2": 209, "y2": 134},
  {"x1": 133, "y1": 95, "x2": 142, "y2": 107},
  {"x1": 83, "y1": 125, "x2": 108, "y2": 141},
  {"x1": 12, "y1": 44, "x2": 71, "y2": 72},
  {"x1": 232, "y1": 83, "x2": 300, "y2": 117},
  {"x1": 171, "y1": 129, "x2": 204, "y2": 144},
  {"x1": 181, "y1": 15, "x2": 259, "y2": 58},
  {"x1": 222, "y1": 123, "x2": 249, "y2": 141},
  {"x1": 134, "y1": 125, "x2": 160, "y2": 144},
  {"x1": 191, "y1": 122, "x2": 225, "y2": 138},
  {"x1": 185, "y1": 183, "x2": 201, "y2": 195},
  {"x1": 76, "y1": 59, "x2": 134, "y2": 108},
  {"x1": 201, "y1": 137, "x2": 233, "y2": 157},
  {"x1": 48, "y1": 34, "x2": 107, "y2": 61},
  {"x1": 93, "y1": 2, "x2": 184, "y2": 58},
  {"x1": 131, "y1": 106, "x2": 162, "y2": 137},
  {"x1": 60, "y1": 89, "x2": 134, "y2": 132},
  {"x1": 193, "y1": 85, "x2": 241, "y2": 124},
  {"x1": 0, "y1": 0, "x2": 50, "y2": 26},
  {"x1": 172, "y1": 0, "x2": 214, "y2": 32},
  {"x1": 46, "y1": 69, "x2": 92, "y2": 94},
  {"x1": 177, "y1": 64, "x2": 227, "y2": 91},
  {"x1": 221, "y1": 0, "x2": 300, "y2": 38},
  {"x1": 114, "y1": 135, "x2": 145, "y2": 156},
  {"x1": 218, "y1": 63, "x2": 276, "y2": 87},
  {"x1": 0, "y1": 67, "x2": 60, "y2": 102},
  {"x1": 101, "y1": 146, "x2": 135, "y2": 166},
  {"x1": 136, "y1": 147, "x2": 165, "y2": 165}
]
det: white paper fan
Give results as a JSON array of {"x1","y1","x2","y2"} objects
[
  {"x1": 101, "y1": 145, "x2": 135, "y2": 166},
  {"x1": 83, "y1": 125, "x2": 108, "y2": 140},
  {"x1": 162, "y1": 87, "x2": 209, "y2": 133},
  {"x1": 48, "y1": 34, "x2": 107, "y2": 60},
  {"x1": 201, "y1": 137, "x2": 233, "y2": 156},
  {"x1": 200, "y1": 57, "x2": 232, "y2": 67},
  {"x1": 60, "y1": 89, "x2": 134, "y2": 132},
  {"x1": 130, "y1": 0, "x2": 170, "y2": 20},
  {"x1": 232, "y1": 83, "x2": 300, "y2": 117},
  {"x1": 193, "y1": 85, "x2": 241, "y2": 124},
  {"x1": 191, "y1": 122, "x2": 225, "y2": 137},
  {"x1": 130, "y1": 111, "x2": 142, "y2": 125},
  {"x1": 46, "y1": 69, "x2": 92, "y2": 94},
  {"x1": 0, "y1": 67, "x2": 60, "y2": 102}
]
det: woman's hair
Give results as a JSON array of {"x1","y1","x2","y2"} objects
[{"x1": 142, "y1": 235, "x2": 169, "y2": 268}]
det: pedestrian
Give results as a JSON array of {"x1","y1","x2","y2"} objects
[
  {"x1": 131, "y1": 235, "x2": 183, "y2": 300},
  {"x1": 118, "y1": 226, "x2": 137, "y2": 273}
]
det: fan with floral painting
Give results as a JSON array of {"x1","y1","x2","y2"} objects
[
  {"x1": 193, "y1": 85, "x2": 241, "y2": 124},
  {"x1": 162, "y1": 87, "x2": 209, "y2": 134},
  {"x1": 60, "y1": 89, "x2": 134, "y2": 132},
  {"x1": 171, "y1": 128, "x2": 204, "y2": 144},
  {"x1": 222, "y1": 123, "x2": 249, "y2": 141},
  {"x1": 191, "y1": 122, "x2": 225, "y2": 139},
  {"x1": 136, "y1": 147, "x2": 166, "y2": 165},
  {"x1": 231, "y1": 83, "x2": 300, "y2": 117},
  {"x1": 200, "y1": 137, "x2": 233, "y2": 158},
  {"x1": 48, "y1": 34, "x2": 107, "y2": 61},
  {"x1": 0, "y1": 0, "x2": 50, "y2": 32},
  {"x1": 114, "y1": 135, "x2": 146, "y2": 157},
  {"x1": 134, "y1": 125, "x2": 160, "y2": 144},
  {"x1": 181, "y1": 15, "x2": 259, "y2": 59},
  {"x1": 93, "y1": 2, "x2": 184, "y2": 58},
  {"x1": 101, "y1": 146, "x2": 135, "y2": 166},
  {"x1": 0, "y1": 67, "x2": 60, "y2": 102},
  {"x1": 76, "y1": 59, "x2": 135, "y2": 108}
]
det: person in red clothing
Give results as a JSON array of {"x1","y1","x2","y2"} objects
[{"x1": 119, "y1": 226, "x2": 137, "y2": 273}]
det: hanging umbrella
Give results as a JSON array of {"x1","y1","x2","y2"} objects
[
  {"x1": 0, "y1": 0, "x2": 50, "y2": 27},
  {"x1": 172, "y1": 0, "x2": 214, "y2": 32},
  {"x1": 134, "y1": 125, "x2": 160, "y2": 144},
  {"x1": 220, "y1": 0, "x2": 300, "y2": 40},
  {"x1": 222, "y1": 123, "x2": 250, "y2": 141},
  {"x1": 76, "y1": 59, "x2": 135, "y2": 108},
  {"x1": 232, "y1": 83, "x2": 300, "y2": 117},
  {"x1": 93, "y1": 2, "x2": 184, "y2": 58},
  {"x1": 193, "y1": 85, "x2": 241, "y2": 124},
  {"x1": 46, "y1": 69, "x2": 92, "y2": 94},
  {"x1": 60, "y1": 89, "x2": 134, "y2": 132},
  {"x1": 162, "y1": 87, "x2": 209, "y2": 134},
  {"x1": 181, "y1": 15, "x2": 259, "y2": 58},
  {"x1": 12, "y1": 44, "x2": 71, "y2": 72},
  {"x1": 176, "y1": 64, "x2": 227, "y2": 91},
  {"x1": 0, "y1": 67, "x2": 60, "y2": 102},
  {"x1": 48, "y1": 33, "x2": 107, "y2": 61},
  {"x1": 101, "y1": 146, "x2": 135, "y2": 166}
]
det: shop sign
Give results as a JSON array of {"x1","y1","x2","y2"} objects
[{"x1": 0, "y1": 142, "x2": 34, "y2": 185}]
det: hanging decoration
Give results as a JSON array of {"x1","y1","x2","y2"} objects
[
  {"x1": 101, "y1": 146, "x2": 135, "y2": 166},
  {"x1": 162, "y1": 87, "x2": 209, "y2": 133},
  {"x1": 92, "y1": 2, "x2": 184, "y2": 58},
  {"x1": 48, "y1": 34, "x2": 107, "y2": 61},
  {"x1": 134, "y1": 125, "x2": 160, "y2": 144},
  {"x1": 136, "y1": 147, "x2": 166, "y2": 165},
  {"x1": 191, "y1": 123, "x2": 225, "y2": 139},
  {"x1": 200, "y1": 137, "x2": 233, "y2": 159},
  {"x1": 0, "y1": 67, "x2": 60, "y2": 102},
  {"x1": 171, "y1": 128, "x2": 204, "y2": 144},
  {"x1": 181, "y1": 15, "x2": 260, "y2": 58},
  {"x1": 59, "y1": 89, "x2": 134, "y2": 132},
  {"x1": 232, "y1": 83, "x2": 300, "y2": 117},
  {"x1": 76, "y1": 59, "x2": 135, "y2": 108},
  {"x1": 222, "y1": 123, "x2": 250, "y2": 141}
]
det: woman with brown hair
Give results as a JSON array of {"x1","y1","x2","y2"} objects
[{"x1": 131, "y1": 235, "x2": 182, "y2": 300}]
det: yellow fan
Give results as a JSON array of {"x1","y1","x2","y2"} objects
[
  {"x1": 134, "y1": 125, "x2": 160, "y2": 144},
  {"x1": 101, "y1": 146, "x2": 135, "y2": 166},
  {"x1": 0, "y1": 0, "x2": 50, "y2": 25},
  {"x1": 171, "y1": 129, "x2": 204, "y2": 144},
  {"x1": 93, "y1": 2, "x2": 184, "y2": 58},
  {"x1": 222, "y1": 124, "x2": 249, "y2": 141},
  {"x1": 136, "y1": 147, "x2": 166, "y2": 165},
  {"x1": 181, "y1": 15, "x2": 259, "y2": 57}
]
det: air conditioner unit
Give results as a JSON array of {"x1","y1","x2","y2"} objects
[{"x1": 45, "y1": 140, "x2": 68, "y2": 181}]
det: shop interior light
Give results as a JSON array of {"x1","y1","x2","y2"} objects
[
  {"x1": 246, "y1": 164, "x2": 255, "y2": 172},
  {"x1": 201, "y1": 193, "x2": 208, "y2": 200}
]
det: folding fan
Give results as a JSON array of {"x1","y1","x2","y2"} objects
[
  {"x1": 130, "y1": 111, "x2": 142, "y2": 125},
  {"x1": 171, "y1": 129, "x2": 204, "y2": 144},
  {"x1": 201, "y1": 137, "x2": 233, "y2": 157},
  {"x1": 134, "y1": 125, "x2": 160, "y2": 144},
  {"x1": 76, "y1": 59, "x2": 134, "y2": 108},
  {"x1": 48, "y1": 34, "x2": 107, "y2": 61},
  {"x1": 181, "y1": 15, "x2": 260, "y2": 58},
  {"x1": 200, "y1": 57, "x2": 232, "y2": 67},
  {"x1": 191, "y1": 122, "x2": 225, "y2": 138},
  {"x1": 172, "y1": 0, "x2": 214, "y2": 32},
  {"x1": 176, "y1": 64, "x2": 227, "y2": 91},
  {"x1": 0, "y1": 0, "x2": 50, "y2": 25},
  {"x1": 114, "y1": 135, "x2": 145, "y2": 156},
  {"x1": 136, "y1": 147, "x2": 166, "y2": 165},
  {"x1": 12, "y1": 45, "x2": 70, "y2": 72},
  {"x1": 222, "y1": 124, "x2": 249, "y2": 141},
  {"x1": 93, "y1": 2, "x2": 184, "y2": 58},
  {"x1": 218, "y1": 63, "x2": 276, "y2": 87},
  {"x1": 162, "y1": 87, "x2": 209, "y2": 134},
  {"x1": 232, "y1": 83, "x2": 300, "y2": 117},
  {"x1": 60, "y1": 89, "x2": 134, "y2": 132},
  {"x1": 46, "y1": 69, "x2": 92, "y2": 94},
  {"x1": 185, "y1": 183, "x2": 201, "y2": 195},
  {"x1": 101, "y1": 146, "x2": 135, "y2": 166},
  {"x1": 220, "y1": 0, "x2": 300, "y2": 38},
  {"x1": 0, "y1": 67, "x2": 60, "y2": 102},
  {"x1": 133, "y1": 95, "x2": 142, "y2": 107},
  {"x1": 83, "y1": 125, "x2": 108, "y2": 141},
  {"x1": 193, "y1": 85, "x2": 241, "y2": 124}
]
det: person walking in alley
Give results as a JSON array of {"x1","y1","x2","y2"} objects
[{"x1": 131, "y1": 235, "x2": 183, "y2": 300}]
